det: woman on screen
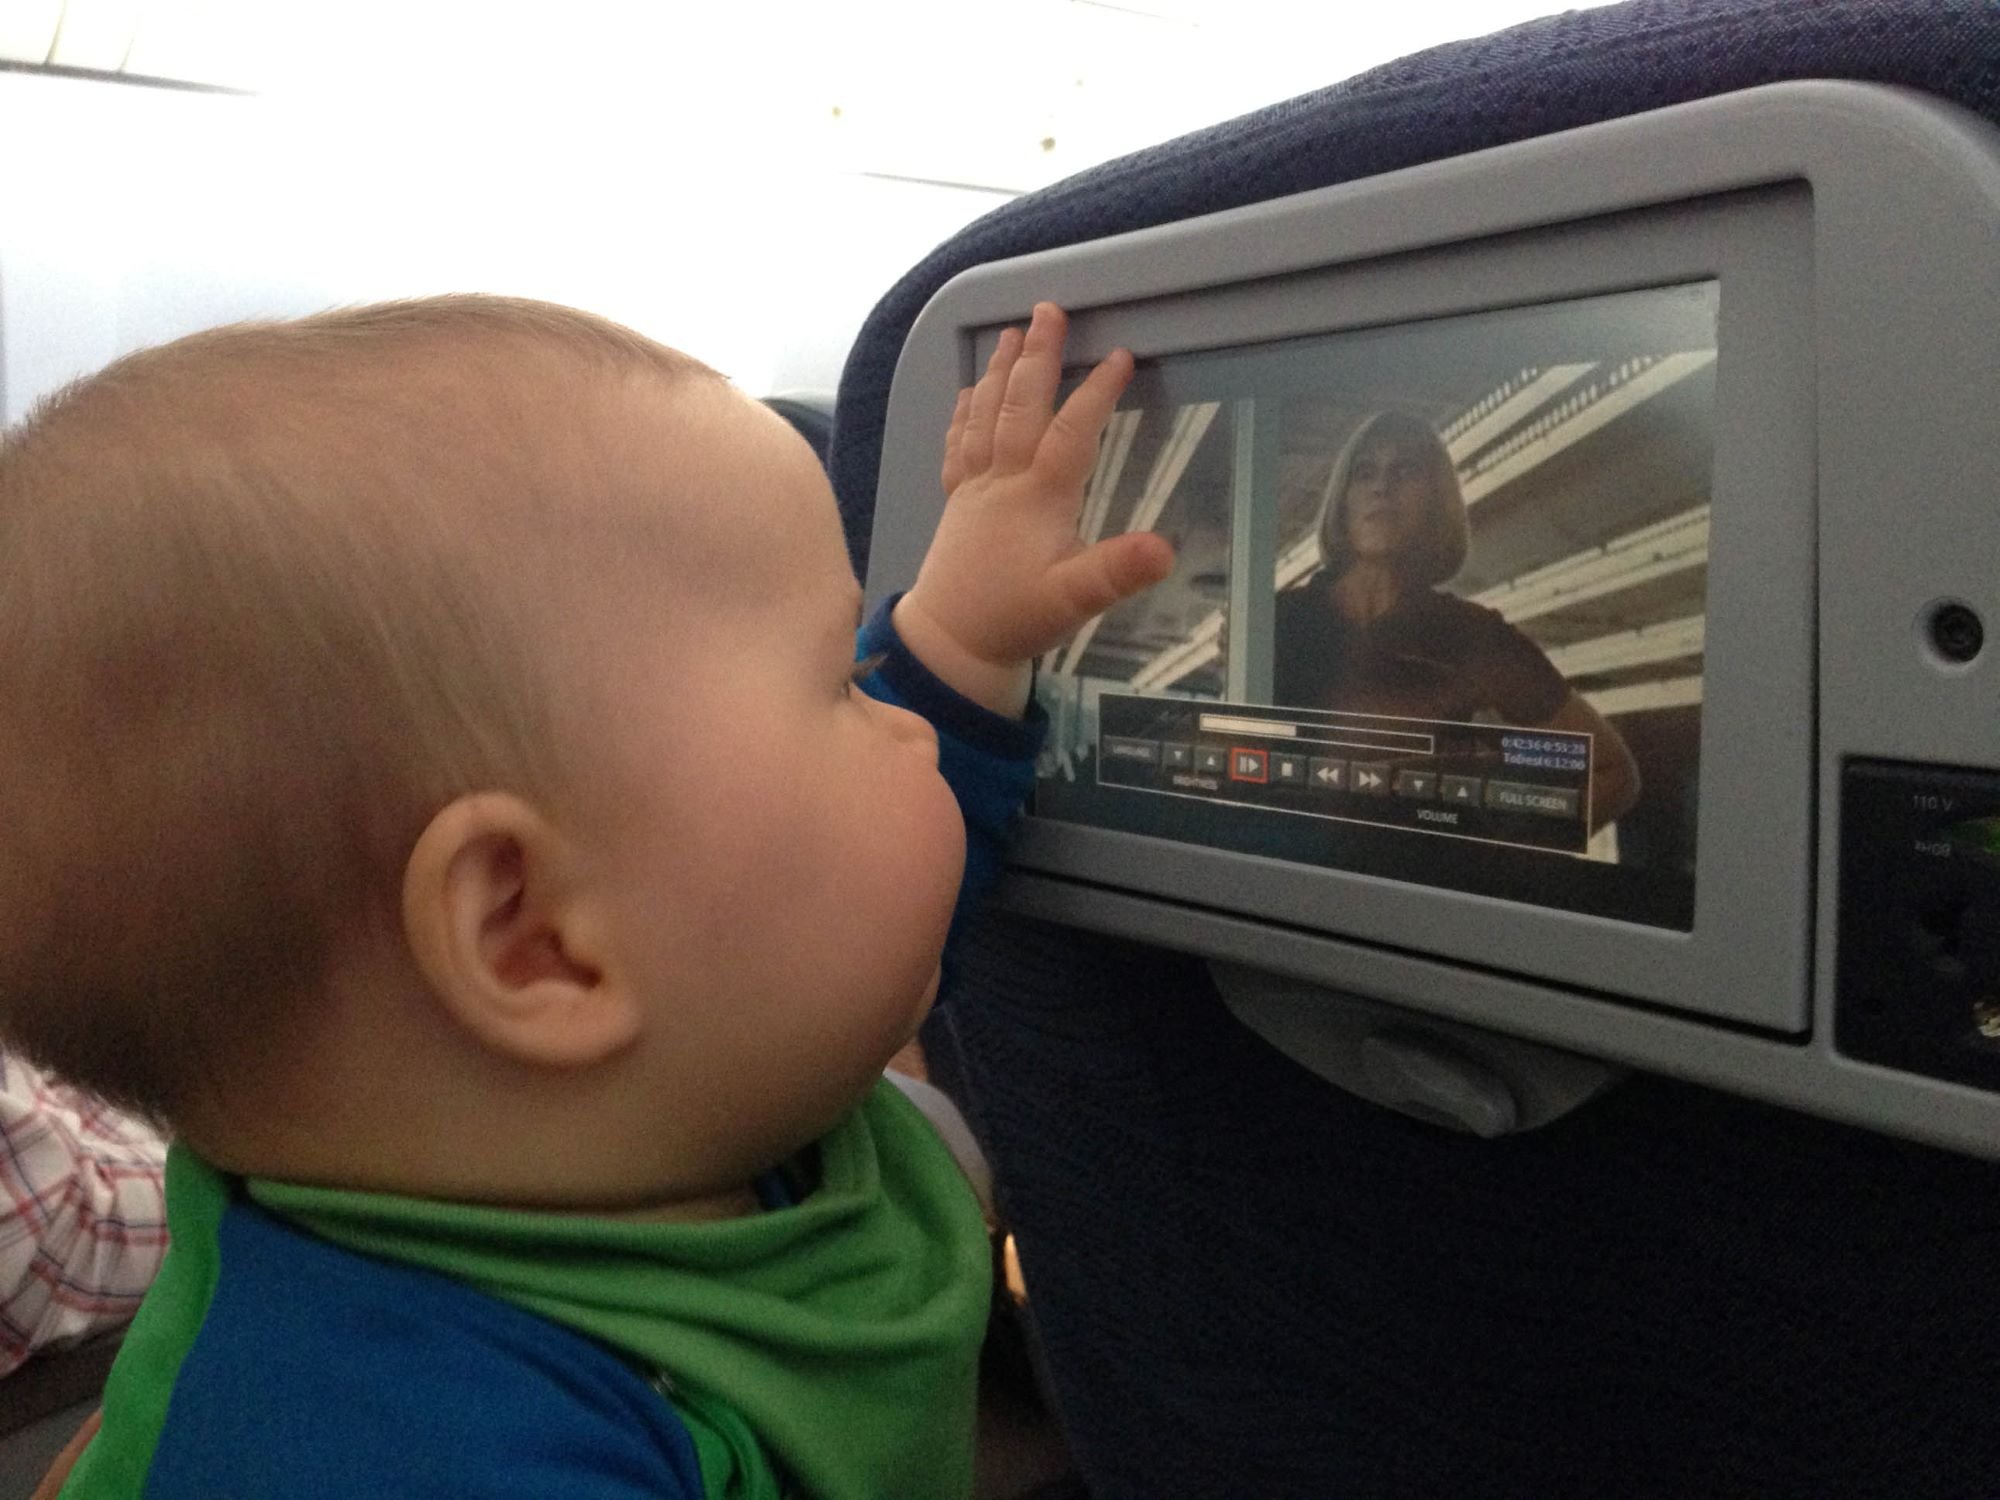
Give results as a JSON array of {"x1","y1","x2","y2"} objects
[{"x1": 1273, "y1": 410, "x2": 1639, "y2": 831}]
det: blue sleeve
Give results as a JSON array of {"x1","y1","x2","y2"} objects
[
  {"x1": 855, "y1": 595, "x2": 1046, "y2": 952},
  {"x1": 143, "y1": 1204, "x2": 705, "y2": 1499}
]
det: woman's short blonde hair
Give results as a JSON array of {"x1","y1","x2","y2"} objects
[
  {"x1": 0, "y1": 296, "x2": 716, "y2": 1121},
  {"x1": 1313, "y1": 410, "x2": 1469, "y2": 587}
]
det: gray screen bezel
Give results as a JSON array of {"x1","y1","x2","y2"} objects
[{"x1": 873, "y1": 177, "x2": 1815, "y2": 1035}]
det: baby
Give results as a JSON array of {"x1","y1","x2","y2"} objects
[{"x1": 0, "y1": 295, "x2": 1171, "y2": 1497}]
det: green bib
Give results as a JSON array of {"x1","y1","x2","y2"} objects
[{"x1": 250, "y1": 1078, "x2": 991, "y2": 1498}]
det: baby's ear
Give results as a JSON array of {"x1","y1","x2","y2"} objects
[{"x1": 401, "y1": 793, "x2": 638, "y2": 1068}]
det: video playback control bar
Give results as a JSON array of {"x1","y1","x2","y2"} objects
[{"x1": 1095, "y1": 693, "x2": 1592, "y2": 854}]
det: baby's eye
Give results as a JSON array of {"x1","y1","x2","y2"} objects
[{"x1": 848, "y1": 651, "x2": 887, "y2": 693}]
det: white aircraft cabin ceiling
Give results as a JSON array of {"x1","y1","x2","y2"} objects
[{"x1": 2, "y1": 0, "x2": 1624, "y2": 193}]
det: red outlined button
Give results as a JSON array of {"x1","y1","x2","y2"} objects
[{"x1": 1228, "y1": 747, "x2": 1269, "y2": 784}]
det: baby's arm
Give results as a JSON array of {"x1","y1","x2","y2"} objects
[
  {"x1": 855, "y1": 304, "x2": 1172, "y2": 929},
  {"x1": 891, "y1": 303, "x2": 1174, "y2": 719}
]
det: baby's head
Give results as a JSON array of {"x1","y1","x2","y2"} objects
[{"x1": 0, "y1": 296, "x2": 962, "y2": 1213}]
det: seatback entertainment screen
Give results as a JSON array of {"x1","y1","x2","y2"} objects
[{"x1": 1033, "y1": 283, "x2": 1717, "y2": 930}]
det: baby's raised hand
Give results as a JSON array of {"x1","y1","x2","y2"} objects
[{"x1": 893, "y1": 303, "x2": 1176, "y2": 717}]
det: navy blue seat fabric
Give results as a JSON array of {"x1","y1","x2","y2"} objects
[{"x1": 828, "y1": 4, "x2": 2000, "y2": 1496}]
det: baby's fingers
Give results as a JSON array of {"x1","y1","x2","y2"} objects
[
  {"x1": 1048, "y1": 530, "x2": 1176, "y2": 629},
  {"x1": 1038, "y1": 348, "x2": 1136, "y2": 495},
  {"x1": 940, "y1": 387, "x2": 974, "y2": 495},
  {"x1": 958, "y1": 327, "x2": 1024, "y2": 480},
  {"x1": 991, "y1": 303, "x2": 1067, "y2": 474}
]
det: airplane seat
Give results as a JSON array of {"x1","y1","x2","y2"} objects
[
  {"x1": 0, "y1": 1337, "x2": 121, "y2": 1499},
  {"x1": 827, "y1": 2, "x2": 2000, "y2": 1495}
]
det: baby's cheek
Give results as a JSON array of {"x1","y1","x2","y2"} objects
[
  {"x1": 883, "y1": 774, "x2": 965, "y2": 937},
  {"x1": 924, "y1": 775, "x2": 970, "y2": 893}
]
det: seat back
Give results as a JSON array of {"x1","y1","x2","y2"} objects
[{"x1": 828, "y1": 4, "x2": 2000, "y2": 1495}]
